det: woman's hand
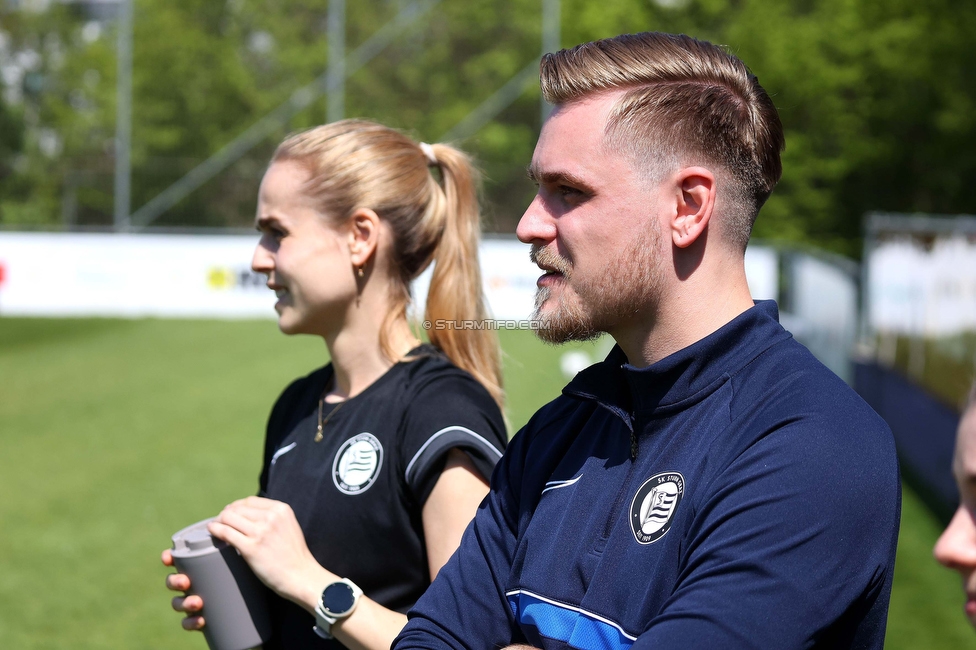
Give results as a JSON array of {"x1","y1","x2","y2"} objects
[
  {"x1": 208, "y1": 496, "x2": 333, "y2": 610},
  {"x1": 161, "y1": 549, "x2": 205, "y2": 631}
]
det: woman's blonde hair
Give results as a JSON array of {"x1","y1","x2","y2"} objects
[{"x1": 272, "y1": 119, "x2": 503, "y2": 408}]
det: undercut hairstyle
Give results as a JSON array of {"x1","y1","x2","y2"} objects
[
  {"x1": 541, "y1": 32, "x2": 785, "y2": 249},
  {"x1": 273, "y1": 120, "x2": 503, "y2": 409}
]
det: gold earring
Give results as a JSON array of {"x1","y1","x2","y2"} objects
[{"x1": 357, "y1": 266, "x2": 365, "y2": 278}]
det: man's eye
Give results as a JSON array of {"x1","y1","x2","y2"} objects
[{"x1": 558, "y1": 185, "x2": 585, "y2": 201}]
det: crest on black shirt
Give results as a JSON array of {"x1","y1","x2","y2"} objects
[
  {"x1": 630, "y1": 472, "x2": 684, "y2": 544},
  {"x1": 332, "y1": 433, "x2": 383, "y2": 495}
]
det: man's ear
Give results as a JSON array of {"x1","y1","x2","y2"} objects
[
  {"x1": 347, "y1": 208, "x2": 381, "y2": 269},
  {"x1": 671, "y1": 167, "x2": 716, "y2": 249}
]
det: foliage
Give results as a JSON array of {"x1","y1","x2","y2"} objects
[
  {"x1": 0, "y1": 0, "x2": 974, "y2": 254},
  {"x1": 557, "y1": 0, "x2": 976, "y2": 257}
]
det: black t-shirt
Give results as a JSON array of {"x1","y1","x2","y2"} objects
[{"x1": 258, "y1": 345, "x2": 507, "y2": 649}]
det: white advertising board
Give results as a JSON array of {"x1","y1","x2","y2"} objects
[
  {"x1": 0, "y1": 233, "x2": 780, "y2": 321},
  {"x1": 791, "y1": 254, "x2": 858, "y2": 381},
  {"x1": 0, "y1": 232, "x2": 274, "y2": 318},
  {"x1": 411, "y1": 237, "x2": 542, "y2": 322},
  {"x1": 744, "y1": 245, "x2": 778, "y2": 301},
  {"x1": 868, "y1": 236, "x2": 976, "y2": 336}
]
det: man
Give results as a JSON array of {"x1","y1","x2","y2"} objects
[
  {"x1": 934, "y1": 390, "x2": 976, "y2": 629},
  {"x1": 394, "y1": 32, "x2": 900, "y2": 649}
]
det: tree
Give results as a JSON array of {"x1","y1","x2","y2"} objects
[{"x1": 0, "y1": 0, "x2": 974, "y2": 258}]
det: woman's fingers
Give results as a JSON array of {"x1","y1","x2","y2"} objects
[
  {"x1": 181, "y1": 615, "x2": 206, "y2": 631},
  {"x1": 163, "y1": 536, "x2": 206, "y2": 633},
  {"x1": 208, "y1": 499, "x2": 316, "y2": 601},
  {"x1": 171, "y1": 594, "x2": 203, "y2": 613},
  {"x1": 224, "y1": 495, "x2": 276, "y2": 512},
  {"x1": 211, "y1": 499, "x2": 299, "y2": 548},
  {"x1": 240, "y1": 495, "x2": 276, "y2": 509},
  {"x1": 208, "y1": 519, "x2": 251, "y2": 550},
  {"x1": 165, "y1": 572, "x2": 191, "y2": 592},
  {"x1": 214, "y1": 508, "x2": 260, "y2": 537}
]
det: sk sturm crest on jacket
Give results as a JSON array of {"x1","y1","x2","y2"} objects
[{"x1": 631, "y1": 472, "x2": 684, "y2": 544}]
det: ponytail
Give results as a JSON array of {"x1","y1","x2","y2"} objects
[
  {"x1": 422, "y1": 144, "x2": 504, "y2": 409},
  {"x1": 272, "y1": 120, "x2": 504, "y2": 410}
]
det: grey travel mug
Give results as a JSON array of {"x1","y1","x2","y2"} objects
[{"x1": 171, "y1": 518, "x2": 273, "y2": 650}]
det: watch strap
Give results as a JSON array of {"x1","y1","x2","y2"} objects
[{"x1": 313, "y1": 578, "x2": 363, "y2": 639}]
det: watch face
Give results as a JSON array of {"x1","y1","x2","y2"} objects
[{"x1": 323, "y1": 582, "x2": 356, "y2": 615}]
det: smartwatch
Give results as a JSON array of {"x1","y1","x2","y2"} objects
[{"x1": 313, "y1": 578, "x2": 363, "y2": 639}]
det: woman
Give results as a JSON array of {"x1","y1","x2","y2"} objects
[{"x1": 162, "y1": 120, "x2": 507, "y2": 649}]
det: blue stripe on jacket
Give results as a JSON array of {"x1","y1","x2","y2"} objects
[{"x1": 507, "y1": 590, "x2": 636, "y2": 650}]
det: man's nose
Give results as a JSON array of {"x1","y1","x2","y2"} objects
[{"x1": 516, "y1": 194, "x2": 557, "y2": 245}]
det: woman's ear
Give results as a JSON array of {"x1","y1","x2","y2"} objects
[
  {"x1": 347, "y1": 208, "x2": 381, "y2": 269},
  {"x1": 670, "y1": 167, "x2": 716, "y2": 249}
]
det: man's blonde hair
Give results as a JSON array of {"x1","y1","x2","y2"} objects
[{"x1": 541, "y1": 32, "x2": 785, "y2": 249}]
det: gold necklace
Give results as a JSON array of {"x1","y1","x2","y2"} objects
[{"x1": 314, "y1": 392, "x2": 344, "y2": 443}]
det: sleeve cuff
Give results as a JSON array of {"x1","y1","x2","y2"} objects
[{"x1": 404, "y1": 425, "x2": 504, "y2": 497}]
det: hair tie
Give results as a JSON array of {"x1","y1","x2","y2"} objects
[{"x1": 419, "y1": 142, "x2": 438, "y2": 167}]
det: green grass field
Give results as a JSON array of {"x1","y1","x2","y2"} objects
[{"x1": 0, "y1": 317, "x2": 972, "y2": 648}]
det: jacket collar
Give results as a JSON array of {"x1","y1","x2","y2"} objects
[{"x1": 563, "y1": 301, "x2": 791, "y2": 424}]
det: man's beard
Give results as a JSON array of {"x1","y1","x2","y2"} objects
[{"x1": 530, "y1": 227, "x2": 662, "y2": 344}]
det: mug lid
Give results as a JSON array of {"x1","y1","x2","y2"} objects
[{"x1": 171, "y1": 517, "x2": 228, "y2": 556}]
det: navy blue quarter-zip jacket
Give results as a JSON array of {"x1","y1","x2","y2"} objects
[{"x1": 394, "y1": 301, "x2": 900, "y2": 650}]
